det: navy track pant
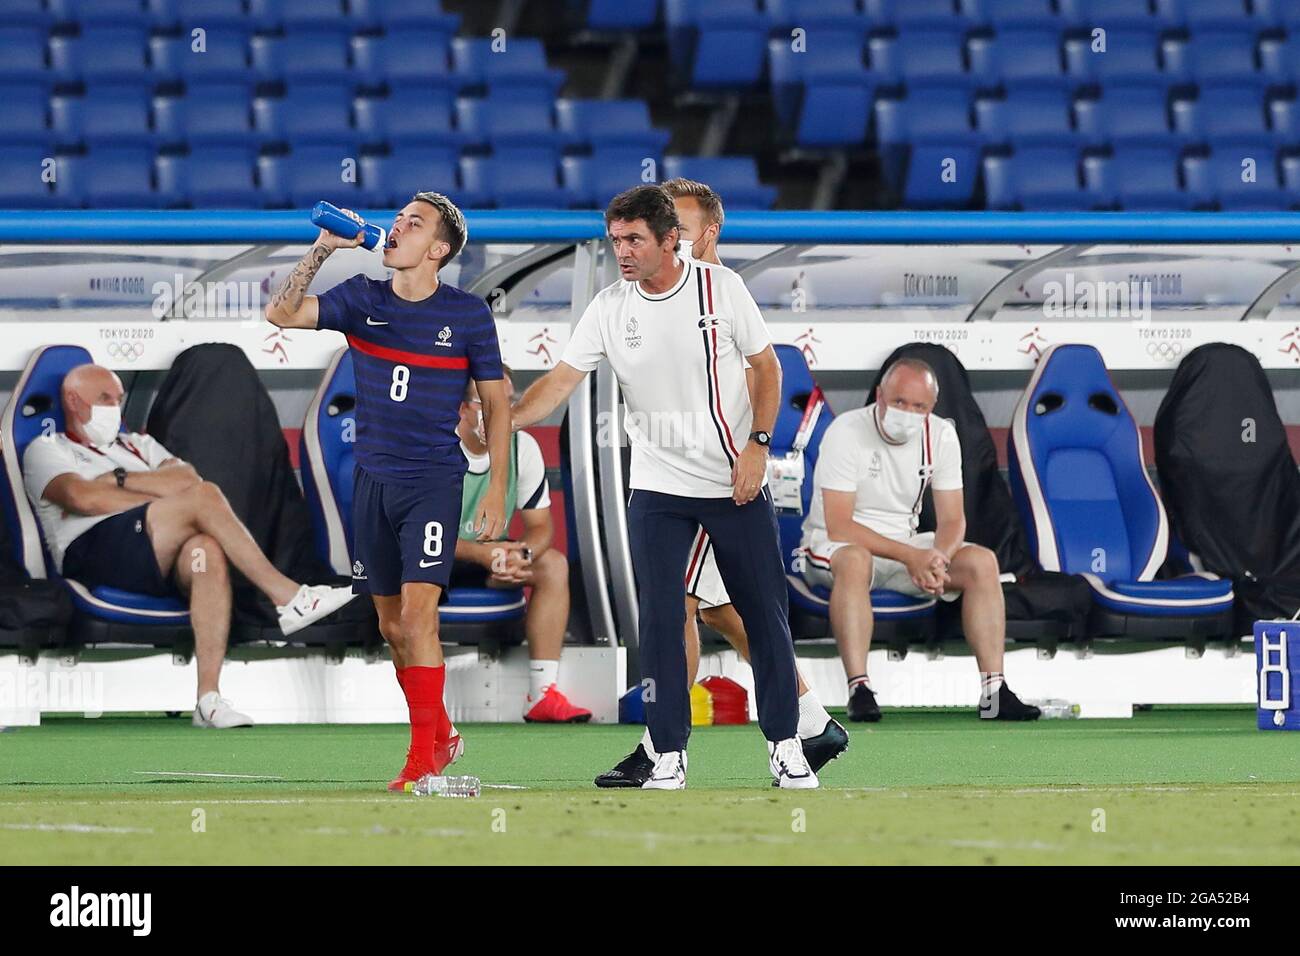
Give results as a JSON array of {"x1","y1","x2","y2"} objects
[{"x1": 627, "y1": 486, "x2": 800, "y2": 753}]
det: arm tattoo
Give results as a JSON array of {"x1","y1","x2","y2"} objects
[{"x1": 270, "y1": 243, "x2": 331, "y2": 314}]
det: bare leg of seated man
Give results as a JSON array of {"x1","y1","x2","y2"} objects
[
  {"x1": 827, "y1": 545, "x2": 882, "y2": 723},
  {"x1": 145, "y1": 482, "x2": 358, "y2": 727}
]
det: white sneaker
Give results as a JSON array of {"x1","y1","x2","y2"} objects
[
  {"x1": 277, "y1": 584, "x2": 358, "y2": 636},
  {"x1": 641, "y1": 750, "x2": 687, "y2": 790},
  {"x1": 769, "y1": 737, "x2": 819, "y2": 789},
  {"x1": 193, "y1": 692, "x2": 253, "y2": 729}
]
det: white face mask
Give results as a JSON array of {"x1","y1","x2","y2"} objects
[
  {"x1": 82, "y1": 403, "x2": 121, "y2": 448},
  {"x1": 677, "y1": 238, "x2": 694, "y2": 260},
  {"x1": 881, "y1": 404, "x2": 926, "y2": 443}
]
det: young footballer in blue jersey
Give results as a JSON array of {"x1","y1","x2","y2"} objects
[{"x1": 266, "y1": 193, "x2": 509, "y2": 791}]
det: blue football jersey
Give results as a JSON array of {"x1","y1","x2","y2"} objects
[{"x1": 317, "y1": 274, "x2": 503, "y2": 482}]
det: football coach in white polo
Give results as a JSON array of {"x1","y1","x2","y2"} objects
[{"x1": 512, "y1": 185, "x2": 815, "y2": 790}]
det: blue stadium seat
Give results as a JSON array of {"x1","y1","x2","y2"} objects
[
  {"x1": 0, "y1": 148, "x2": 55, "y2": 207},
  {"x1": 1074, "y1": 82, "x2": 1180, "y2": 148},
  {"x1": 300, "y1": 349, "x2": 525, "y2": 633},
  {"x1": 1164, "y1": 30, "x2": 1262, "y2": 85},
  {"x1": 350, "y1": 0, "x2": 459, "y2": 31},
  {"x1": 149, "y1": 28, "x2": 251, "y2": 84},
  {"x1": 52, "y1": 84, "x2": 155, "y2": 148},
  {"x1": 662, "y1": 155, "x2": 776, "y2": 208},
  {"x1": 252, "y1": 28, "x2": 353, "y2": 84},
  {"x1": 451, "y1": 37, "x2": 564, "y2": 95},
  {"x1": 1153, "y1": 0, "x2": 1252, "y2": 30},
  {"x1": 555, "y1": 98, "x2": 670, "y2": 153},
  {"x1": 55, "y1": 147, "x2": 157, "y2": 207},
  {"x1": 1268, "y1": 96, "x2": 1300, "y2": 148},
  {"x1": 961, "y1": 0, "x2": 1060, "y2": 25},
  {"x1": 876, "y1": 87, "x2": 980, "y2": 146},
  {"x1": 767, "y1": 0, "x2": 867, "y2": 31},
  {"x1": 664, "y1": 0, "x2": 771, "y2": 89},
  {"x1": 1184, "y1": 148, "x2": 1286, "y2": 210},
  {"x1": 584, "y1": 0, "x2": 659, "y2": 30},
  {"x1": 456, "y1": 94, "x2": 564, "y2": 151},
  {"x1": 1258, "y1": 35, "x2": 1300, "y2": 85},
  {"x1": 4, "y1": 82, "x2": 51, "y2": 147},
  {"x1": 156, "y1": 148, "x2": 260, "y2": 207},
  {"x1": 351, "y1": 30, "x2": 458, "y2": 91},
  {"x1": 354, "y1": 89, "x2": 459, "y2": 148},
  {"x1": 975, "y1": 89, "x2": 1080, "y2": 147},
  {"x1": 1, "y1": 346, "x2": 190, "y2": 636},
  {"x1": 1172, "y1": 83, "x2": 1275, "y2": 148},
  {"x1": 1065, "y1": 28, "x2": 1166, "y2": 84},
  {"x1": 984, "y1": 147, "x2": 1093, "y2": 209},
  {"x1": 768, "y1": 32, "x2": 876, "y2": 145},
  {"x1": 0, "y1": 26, "x2": 48, "y2": 80},
  {"x1": 358, "y1": 149, "x2": 471, "y2": 208},
  {"x1": 259, "y1": 145, "x2": 361, "y2": 208},
  {"x1": 770, "y1": 345, "x2": 937, "y2": 638},
  {"x1": 154, "y1": 82, "x2": 253, "y2": 147},
  {"x1": 1255, "y1": 0, "x2": 1300, "y2": 29},
  {"x1": 900, "y1": 144, "x2": 981, "y2": 208},
  {"x1": 864, "y1": 0, "x2": 972, "y2": 30},
  {"x1": 562, "y1": 148, "x2": 662, "y2": 208},
  {"x1": 1059, "y1": 0, "x2": 1159, "y2": 29},
  {"x1": 1007, "y1": 343, "x2": 1233, "y2": 626},
  {"x1": 49, "y1": 0, "x2": 150, "y2": 26},
  {"x1": 1281, "y1": 154, "x2": 1300, "y2": 205},
  {"x1": 870, "y1": 28, "x2": 977, "y2": 90},
  {"x1": 248, "y1": 0, "x2": 346, "y2": 30},
  {"x1": 461, "y1": 150, "x2": 564, "y2": 208},
  {"x1": 0, "y1": 0, "x2": 52, "y2": 26},
  {"x1": 149, "y1": 0, "x2": 249, "y2": 29},
  {"x1": 1084, "y1": 147, "x2": 1193, "y2": 209},
  {"x1": 255, "y1": 82, "x2": 355, "y2": 148},
  {"x1": 50, "y1": 25, "x2": 148, "y2": 83},
  {"x1": 966, "y1": 28, "x2": 1067, "y2": 88}
]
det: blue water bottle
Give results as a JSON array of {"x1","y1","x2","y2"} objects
[{"x1": 311, "y1": 201, "x2": 386, "y2": 251}]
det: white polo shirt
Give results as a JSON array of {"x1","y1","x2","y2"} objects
[
  {"x1": 802, "y1": 404, "x2": 963, "y2": 543},
  {"x1": 22, "y1": 432, "x2": 176, "y2": 573},
  {"x1": 561, "y1": 257, "x2": 771, "y2": 497}
]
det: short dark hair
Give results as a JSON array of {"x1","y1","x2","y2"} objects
[
  {"x1": 411, "y1": 191, "x2": 468, "y2": 267},
  {"x1": 605, "y1": 185, "x2": 680, "y2": 244}
]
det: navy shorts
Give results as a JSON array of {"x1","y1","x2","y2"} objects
[
  {"x1": 351, "y1": 465, "x2": 464, "y2": 596},
  {"x1": 62, "y1": 503, "x2": 175, "y2": 597}
]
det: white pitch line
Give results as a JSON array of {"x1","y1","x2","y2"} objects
[
  {"x1": 131, "y1": 770, "x2": 285, "y2": 779},
  {"x1": 2, "y1": 822, "x2": 153, "y2": 834}
]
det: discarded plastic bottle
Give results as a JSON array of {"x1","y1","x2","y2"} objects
[
  {"x1": 311, "y1": 200, "x2": 386, "y2": 251},
  {"x1": 1037, "y1": 699, "x2": 1080, "y2": 719},
  {"x1": 405, "y1": 774, "x2": 482, "y2": 798}
]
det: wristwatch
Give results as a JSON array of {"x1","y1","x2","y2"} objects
[
  {"x1": 749, "y1": 430, "x2": 771, "y2": 447},
  {"x1": 114, "y1": 467, "x2": 127, "y2": 488}
]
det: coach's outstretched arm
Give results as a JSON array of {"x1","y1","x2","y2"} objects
[
  {"x1": 511, "y1": 361, "x2": 589, "y2": 431},
  {"x1": 264, "y1": 208, "x2": 366, "y2": 329}
]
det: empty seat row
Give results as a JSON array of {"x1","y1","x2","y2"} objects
[
  {"x1": 6, "y1": 83, "x2": 670, "y2": 158},
  {"x1": 9, "y1": 0, "x2": 460, "y2": 31},
  {"x1": 0, "y1": 27, "x2": 560, "y2": 92},
  {"x1": 0, "y1": 146, "x2": 776, "y2": 210}
]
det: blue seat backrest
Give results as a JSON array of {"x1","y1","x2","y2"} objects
[
  {"x1": 1009, "y1": 343, "x2": 1167, "y2": 582},
  {"x1": 1, "y1": 345, "x2": 94, "y2": 579},
  {"x1": 771, "y1": 344, "x2": 835, "y2": 572},
  {"x1": 299, "y1": 348, "x2": 356, "y2": 575}
]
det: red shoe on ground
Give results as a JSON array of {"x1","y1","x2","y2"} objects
[
  {"x1": 433, "y1": 734, "x2": 464, "y2": 774},
  {"x1": 524, "y1": 686, "x2": 593, "y2": 723},
  {"x1": 387, "y1": 746, "x2": 434, "y2": 792}
]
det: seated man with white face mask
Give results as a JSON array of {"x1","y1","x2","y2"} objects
[
  {"x1": 22, "y1": 364, "x2": 358, "y2": 728},
  {"x1": 800, "y1": 357, "x2": 1040, "y2": 723}
]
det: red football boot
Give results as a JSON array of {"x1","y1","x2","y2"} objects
[
  {"x1": 387, "y1": 746, "x2": 434, "y2": 792},
  {"x1": 524, "y1": 686, "x2": 593, "y2": 723},
  {"x1": 432, "y1": 733, "x2": 465, "y2": 774}
]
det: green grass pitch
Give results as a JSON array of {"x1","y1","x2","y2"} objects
[{"x1": 2, "y1": 706, "x2": 1298, "y2": 865}]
